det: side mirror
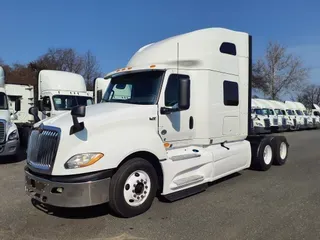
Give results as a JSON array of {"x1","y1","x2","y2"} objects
[
  {"x1": 28, "y1": 106, "x2": 41, "y2": 123},
  {"x1": 38, "y1": 100, "x2": 44, "y2": 112},
  {"x1": 178, "y1": 78, "x2": 190, "y2": 111},
  {"x1": 15, "y1": 98, "x2": 21, "y2": 112},
  {"x1": 70, "y1": 105, "x2": 86, "y2": 135},
  {"x1": 71, "y1": 105, "x2": 86, "y2": 117},
  {"x1": 10, "y1": 114, "x2": 17, "y2": 121}
]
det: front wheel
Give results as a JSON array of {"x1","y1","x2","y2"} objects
[{"x1": 108, "y1": 157, "x2": 158, "y2": 218}]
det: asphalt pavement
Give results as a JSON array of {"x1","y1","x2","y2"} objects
[{"x1": 0, "y1": 130, "x2": 319, "y2": 240}]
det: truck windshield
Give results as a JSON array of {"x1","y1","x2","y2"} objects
[
  {"x1": 262, "y1": 108, "x2": 270, "y2": 115},
  {"x1": 52, "y1": 95, "x2": 93, "y2": 110},
  {"x1": 253, "y1": 109, "x2": 264, "y2": 115},
  {"x1": 0, "y1": 92, "x2": 8, "y2": 110},
  {"x1": 274, "y1": 109, "x2": 282, "y2": 115},
  {"x1": 102, "y1": 70, "x2": 164, "y2": 105},
  {"x1": 295, "y1": 110, "x2": 303, "y2": 115},
  {"x1": 286, "y1": 109, "x2": 295, "y2": 115}
]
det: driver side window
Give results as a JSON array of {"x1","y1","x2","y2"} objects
[
  {"x1": 42, "y1": 96, "x2": 52, "y2": 111},
  {"x1": 165, "y1": 74, "x2": 189, "y2": 107}
]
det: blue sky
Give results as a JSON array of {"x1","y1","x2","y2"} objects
[{"x1": 1, "y1": 0, "x2": 320, "y2": 85}]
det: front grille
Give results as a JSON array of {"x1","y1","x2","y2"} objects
[
  {"x1": 313, "y1": 118, "x2": 316, "y2": 125},
  {"x1": 27, "y1": 126, "x2": 60, "y2": 173},
  {"x1": 282, "y1": 118, "x2": 287, "y2": 125},
  {"x1": 293, "y1": 119, "x2": 297, "y2": 126},
  {"x1": 304, "y1": 118, "x2": 307, "y2": 126},
  {"x1": 273, "y1": 118, "x2": 278, "y2": 125},
  {"x1": 0, "y1": 121, "x2": 6, "y2": 143},
  {"x1": 264, "y1": 119, "x2": 270, "y2": 127}
]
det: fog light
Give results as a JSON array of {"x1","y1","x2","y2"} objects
[{"x1": 51, "y1": 187, "x2": 64, "y2": 194}]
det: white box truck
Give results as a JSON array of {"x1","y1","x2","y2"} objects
[
  {"x1": 24, "y1": 28, "x2": 290, "y2": 218},
  {"x1": 0, "y1": 67, "x2": 22, "y2": 157}
]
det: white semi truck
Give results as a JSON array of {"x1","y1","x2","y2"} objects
[
  {"x1": 311, "y1": 104, "x2": 320, "y2": 128},
  {"x1": 251, "y1": 99, "x2": 271, "y2": 133},
  {"x1": 285, "y1": 101, "x2": 304, "y2": 130},
  {"x1": 0, "y1": 67, "x2": 22, "y2": 157},
  {"x1": 268, "y1": 100, "x2": 294, "y2": 131},
  {"x1": 24, "y1": 28, "x2": 290, "y2": 218},
  {"x1": 253, "y1": 98, "x2": 280, "y2": 132},
  {"x1": 36, "y1": 70, "x2": 94, "y2": 121}
]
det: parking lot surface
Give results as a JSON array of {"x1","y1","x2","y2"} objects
[{"x1": 0, "y1": 130, "x2": 319, "y2": 240}]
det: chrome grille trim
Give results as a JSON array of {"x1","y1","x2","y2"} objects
[
  {"x1": 282, "y1": 118, "x2": 287, "y2": 125},
  {"x1": 26, "y1": 125, "x2": 61, "y2": 174},
  {"x1": 0, "y1": 120, "x2": 6, "y2": 143},
  {"x1": 273, "y1": 118, "x2": 278, "y2": 125},
  {"x1": 264, "y1": 119, "x2": 270, "y2": 128}
]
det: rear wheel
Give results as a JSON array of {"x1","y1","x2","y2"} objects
[
  {"x1": 272, "y1": 136, "x2": 289, "y2": 165},
  {"x1": 250, "y1": 137, "x2": 274, "y2": 171},
  {"x1": 108, "y1": 157, "x2": 158, "y2": 218}
]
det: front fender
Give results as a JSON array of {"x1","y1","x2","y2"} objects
[
  {"x1": 6, "y1": 122, "x2": 18, "y2": 141},
  {"x1": 52, "y1": 125, "x2": 167, "y2": 175}
]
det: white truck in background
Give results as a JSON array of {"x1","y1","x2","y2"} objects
[
  {"x1": 36, "y1": 70, "x2": 94, "y2": 121},
  {"x1": 5, "y1": 84, "x2": 34, "y2": 125},
  {"x1": 269, "y1": 100, "x2": 294, "y2": 131},
  {"x1": 25, "y1": 27, "x2": 290, "y2": 218},
  {"x1": 295, "y1": 102, "x2": 315, "y2": 129},
  {"x1": 311, "y1": 104, "x2": 320, "y2": 128},
  {"x1": 285, "y1": 101, "x2": 304, "y2": 130},
  {"x1": 254, "y1": 98, "x2": 283, "y2": 132},
  {"x1": 0, "y1": 67, "x2": 22, "y2": 158},
  {"x1": 251, "y1": 99, "x2": 271, "y2": 133}
]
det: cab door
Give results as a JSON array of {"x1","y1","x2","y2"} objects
[{"x1": 157, "y1": 70, "x2": 194, "y2": 145}]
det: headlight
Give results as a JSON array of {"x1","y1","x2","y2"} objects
[
  {"x1": 8, "y1": 130, "x2": 18, "y2": 140},
  {"x1": 64, "y1": 153, "x2": 104, "y2": 169}
]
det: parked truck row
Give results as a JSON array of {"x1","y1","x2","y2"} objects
[
  {"x1": 24, "y1": 27, "x2": 292, "y2": 218},
  {"x1": 251, "y1": 98, "x2": 320, "y2": 134},
  {"x1": 0, "y1": 67, "x2": 94, "y2": 158}
]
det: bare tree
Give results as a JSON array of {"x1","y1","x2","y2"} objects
[
  {"x1": 296, "y1": 84, "x2": 320, "y2": 109},
  {"x1": 29, "y1": 48, "x2": 101, "y2": 90},
  {"x1": 29, "y1": 48, "x2": 84, "y2": 73},
  {"x1": 81, "y1": 50, "x2": 102, "y2": 90},
  {"x1": 252, "y1": 42, "x2": 309, "y2": 100}
]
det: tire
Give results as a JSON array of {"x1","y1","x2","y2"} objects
[
  {"x1": 272, "y1": 136, "x2": 289, "y2": 166},
  {"x1": 108, "y1": 157, "x2": 158, "y2": 218},
  {"x1": 250, "y1": 137, "x2": 274, "y2": 171}
]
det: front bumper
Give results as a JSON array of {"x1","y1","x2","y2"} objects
[
  {"x1": 25, "y1": 167, "x2": 112, "y2": 208},
  {"x1": 0, "y1": 139, "x2": 20, "y2": 156}
]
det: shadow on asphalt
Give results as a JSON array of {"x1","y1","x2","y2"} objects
[
  {"x1": 0, "y1": 148, "x2": 27, "y2": 164},
  {"x1": 31, "y1": 199, "x2": 115, "y2": 219}
]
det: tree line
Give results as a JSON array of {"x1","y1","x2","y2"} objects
[
  {"x1": 1, "y1": 42, "x2": 319, "y2": 109},
  {"x1": 0, "y1": 48, "x2": 102, "y2": 101}
]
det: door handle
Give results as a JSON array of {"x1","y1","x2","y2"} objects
[{"x1": 189, "y1": 116, "x2": 194, "y2": 129}]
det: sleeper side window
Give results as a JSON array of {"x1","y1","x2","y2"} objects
[{"x1": 223, "y1": 80, "x2": 239, "y2": 106}]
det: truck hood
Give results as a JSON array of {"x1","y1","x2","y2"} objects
[{"x1": 35, "y1": 102, "x2": 158, "y2": 134}]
